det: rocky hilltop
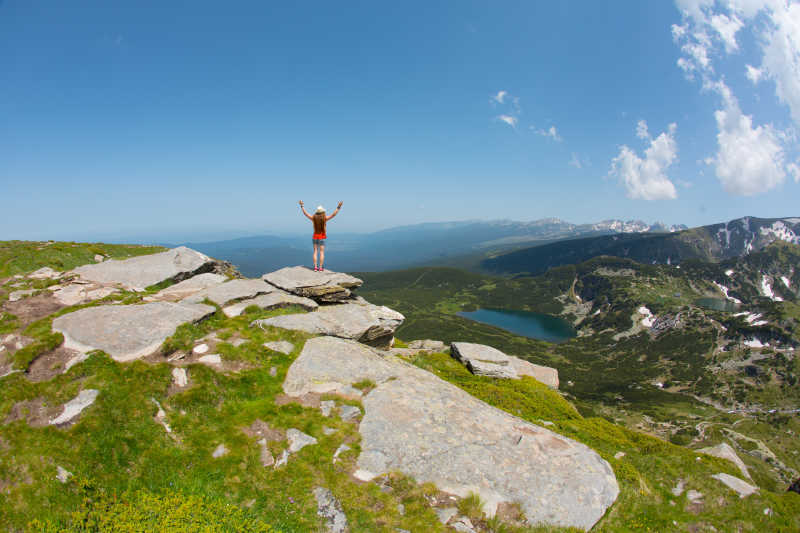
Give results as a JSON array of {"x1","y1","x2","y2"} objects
[{"x1": 1, "y1": 241, "x2": 797, "y2": 531}]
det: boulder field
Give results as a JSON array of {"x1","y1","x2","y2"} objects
[{"x1": 37, "y1": 247, "x2": 619, "y2": 529}]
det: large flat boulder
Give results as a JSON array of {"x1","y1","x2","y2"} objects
[
  {"x1": 71, "y1": 247, "x2": 214, "y2": 291},
  {"x1": 154, "y1": 273, "x2": 227, "y2": 301},
  {"x1": 222, "y1": 291, "x2": 318, "y2": 317},
  {"x1": 253, "y1": 301, "x2": 403, "y2": 347},
  {"x1": 699, "y1": 442, "x2": 750, "y2": 479},
  {"x1": 284, "y1": 337, "x2": 618, "y2": 530},
  {"x1": 52, "y1": 302, "x2": 215, "y2": 362},
  {"x1": 451, "y1": 342, "x2": 559, "y2": 388},
  {"x1": 262, "y1": 266, "x2": 362, "y2": 303},
  {"x1": 183, "y1": 278, "x2": 274, "y2": 306}
]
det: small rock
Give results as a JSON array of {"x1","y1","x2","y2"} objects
[
  {"x1": 333, "y1": 444, "x2": 351, "y2": 463},
  {"x1": 64, "y1": 352, "x2": 90, "y2": 372},
  {"x1": 172, "y1": 367, "x2": 188, "y2": 388},
  {"x1": 56, "y1": 466, "x2": 72, "y2": 483},
  {"x1": 258, "y1": 438, "x2": 274, "y2": 467},
  {"x1": 322, "y1": 426, "x2": 336, "y2": 435},
  {"x1": 193, "y1": 343, "x2": 209, "y2": 355},
  {"x1": 672, "y1": 480, "x2": 686, "y2": 497},
  {"x1": 435, "y1": 507, "x2": 458, "y2": 525},
  {"x1": 269, "y1": 366, "x2": 277, "y2": 377},
  {"x1": 94, "y1": 254, "x2": 105, "y2": 262},
  {"x1": 313, "y1": 487, "x2": 349, "y2": 533},
  {"x1": 151, "y1": 398, "x2": 172, "y2": 433},
  {"x1": 264, "y1": 340, "x2": 295, "y2": 354},
  {"x1": 451, "y1": 516, "x2": 476, "y2": 533},
  {"x1": 212, "y1": 444, "x2": 228, "y2": 458},
  {"x1": 287, "y1": 428, "x2": 318, "y2": 453},
  {"x1": 408, "y1": 339, "x2": 446, "y2": 352},
  {"x1": 29, "y1": 267, "x2": 60, "y2": 280},
  {"x1": 764, "y1": 507, "x2": 773, "y2": 516},
  {"x1": 614, "y1": 452, "x2": 626, "y2": 460},
  {"x1": 397, "y1": 503, "x2": 405, "y2": 516},
  {"x1": 274, "y1": 449, "x2": 290, "y2": 469},
  {"x1": 711, "y1": 473, "x2": 758, "y2": 498},
  {"x1": 198, "y1": 354, "x2": 221, "y2": 365},
  {"x1": 686, "y1": 490, "x2": 703, "y2": 503},
  {"x1": 9, "y1": 289, "x2": 35, "y2": 302},
  {"x1": 320, "y1": 400, "x2": 335, "y2": 417},
  {"x1": 167, "y1": 352, "x2": 186, "y2": 362},
  {"x1": 339, "y1": 405, "x2": 361, "y2": 422},
  {"x1": 50, "y1": 389, "x2": 100, "y2": 426}
]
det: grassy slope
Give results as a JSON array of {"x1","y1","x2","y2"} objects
[{"x1": 1, "y1": 241, "x2": 798, "y2": 532}]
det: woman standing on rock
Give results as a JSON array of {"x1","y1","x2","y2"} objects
[{"x1": 299, "y1": 200, "x2": 342, "y2": 272}]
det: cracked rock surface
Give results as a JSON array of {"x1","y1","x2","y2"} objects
[{"x1": 283, "y1": 336, "x2": 618, "y2": 530}]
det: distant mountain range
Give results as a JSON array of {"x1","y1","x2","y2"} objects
[
  {"x1": 483, "y1": 216, "x2": 800, "y2": 276},
  {"x1": 172, "y1": 218, "x2": 689, "y2": 276}
]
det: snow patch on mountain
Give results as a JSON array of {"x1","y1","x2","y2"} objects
[
  {"x1": 760, "y1": 276, "x2": 783, "y2": 302},
  {"x1": 759, "y1": 221, "x2": 800, "y2": 245},
  {"x1": 714, "y1": 282, "x2": 742, "y2": 304}
]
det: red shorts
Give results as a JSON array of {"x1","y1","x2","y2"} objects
[{"x1": 313, "y1": 233, "x2": 326, "y2": 245}]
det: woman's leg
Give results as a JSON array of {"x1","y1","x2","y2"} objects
[
  {"x1": 313, "y1": 242, "x2": 319, "y2": 269},
  {"x1": 319, "y1": 243, "x2": 325, "y2": 270}
]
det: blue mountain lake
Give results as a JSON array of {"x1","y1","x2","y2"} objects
[
  {"x1": 695, "y1": 297, "x2": 740, "y2": 312},
  {"x1": 457, "y1": 308, "x2": 577, "y2": 343}
]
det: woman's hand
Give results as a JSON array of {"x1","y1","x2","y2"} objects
[
  {"x1": 337, "y1": 201, "x2": 343, "y2": 209},
  {"x1": 299, "y1": 200, "x2": 304, "y2": 207}
]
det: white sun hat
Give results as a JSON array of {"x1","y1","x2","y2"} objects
[{"x1": 316, "y1": 205, "x2": 325, "y2": 213}]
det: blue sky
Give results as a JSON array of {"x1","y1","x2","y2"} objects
[{"x1": 2, "y1": 1, "x2": 799, "y2": 242}]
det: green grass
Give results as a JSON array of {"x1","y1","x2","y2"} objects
[{"x1": 0, "y1": 240, "x2": 164, "y2": 278}]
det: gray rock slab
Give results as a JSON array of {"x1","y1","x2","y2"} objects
[
  {"x1": 29, "y1": 267, "x2": 61, "y2": 279},
  {"x1": 198, "y1": 354, "x2": 222, "y2": 366},
  {"x1": 451, "y1": 342, "x2": 517, "y2": 379},
  {"x1": 183, "y1": 278, "x2": 274, "y2": 306},
  {"x1": 339, "y1": 404, "x2": 361, "y2": 422},
  {"x1": 436, "y1": 507, "x2": 458, "y2": 524},
  {"x1": 56, "y1": 465, "x2": 73, "y2": 483},
  {"x1": 408, "y1": 339, "x2": 447, "y2": 352},
  {"x1": 274, "y1": 449, "x2": 290, "y2": 469},
  {"x1": 254, "y1": 301, "x2": 404, "y2": 348},
  {"x1": 155, "y1": 273, "x2": 227, "y2": 300},
  {"x1": 222, "y1": 291, "x2": 318, "y2": 317},
  {"x1": 52, "y1": 302, "x2": 215, "y2": 362},
  {"x1": 53, "y1": 285, "x2": 117, "y2": 306},
  {"x1": 71, "y1": 247, "x2": 213, "y2": 291},
  {"x1": 263, "y1": 266, "x2": 363, "y2": 303},
  {"x1": 284, "y1": 336, "x2": 618, "y2": 530},
  {"x1": 333, "y1": 444, "x2": 350, "y2": 463},
  {"x1": 313, "y1": 487, "x2": 349, "y2": 533},
  {"x1": 50, "y1": 389, "x2": 99, "y2": 426},
  {"x1": 264, "y1": 340, "x2": 295, "y2": 354},
  {"x1": 258, "y1": 439, "x2": 275, "y2": 467},
  {"x1": 699, "y1": 442, "x2": 750, "y2": 479},
  {"x1": 711, "y1": 473, "x2": 758, "y2": 497},
  {"x1": 9, "y1": 289, "x2": 35, "y2": 302},
  {"x1": 287, "y1": 428, "x2": 318, "y2": 453},
  {"x1": 320, "y1": 400, "x2": 335, "y2": 417},
  {"x1": 509, "y1": 356, "x2": 560, "y2": 389},
  {"x1": 686, "y1": 489, "x2": 703, "y2": 503}
]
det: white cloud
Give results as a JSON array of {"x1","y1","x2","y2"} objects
[
  {"x1": 756, "y1": 0, "x2": 800, "y2": 125},
  {"x1": 569, "y1": 153, "x2": 583, "y2": 169},
  {"x1": 636, "y1": 119, "x2": 650, "y2": 139},
  {"x1": 710, "y1": 12, "x2": 743, "y2": 52},
  {"x1": 491, "y1": 90, "x2": 507, "y2": 104},
  {"x1": 712, "y1": 81, "x2": 786, "y2": 195},
  {"x1": 496, "y1": 114, "x2": 517, "y2": 128},
  {"x1": 745, "y1": 64, "x2": 763, "y2": 83},
  {"x1": 788, "y1": 161, "x2": 800, "y2": 182},
  {"x1": 610, "y1": 123, "x2": 679, "y2": 200},
  {"x1": 533, "y1": 125, "x2": 562, "y2": 142}
]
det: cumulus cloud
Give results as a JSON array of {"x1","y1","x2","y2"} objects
[
  {"x1": 610, "y1": 122, "x2": 679, "y2": 200},
  {"x1": 711, "y1": 81, "x2": 787, "y2": 195},
  {"x1": 533, "y1": 125, "x2": 562, "y2": 142},
  {"x1": 496, "y1": 114, "x2": 517, "y2": 128}
]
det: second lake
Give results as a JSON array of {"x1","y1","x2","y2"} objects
[{"x1": 457, "y1": 308, "x2": 577, "y2": 344}]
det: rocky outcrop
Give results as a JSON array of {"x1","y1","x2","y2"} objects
[
  {"x1": 699, "y1": 442, "x2": 750, "y2": 479},
  {"x1": 408, "y1": 339, "x2": 447, "y2": 352},
  {"x1": 50, "y1": 389, "x2": 99, "y2": 426},
  {"x1": 450, "y1": 342, "x2": 559, "y2": 388},
  {"x1": 711, "y1": 473, "x2": 758, "y2": 498},
  {"x1": 262, "y1": 266, "x2": 362, "y2": 303},
  {"x1": 313, "y1": 487, "x2": 349, "y2": 533},
  {"x1": 283, "y1": 336, "x2": 618, "y2": 530},
  {"x1": 53, "y1": 302, "x2": 215, "y2": 362},
  {"x1": 253, "y1": 301, "x2": 404, "y2": 348},
  {"x1": 183, "y1": 278, "x2": 273, "y2": 306},
  {"x1": 71, "y1": 246, "x2": 215, "y2": 291},
  {"x1": 153, "y1": 273, "x2": 227, "y2": 301},
  {"x1": 222, "y1": 291, "x2": 318, "y2": 318}
]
